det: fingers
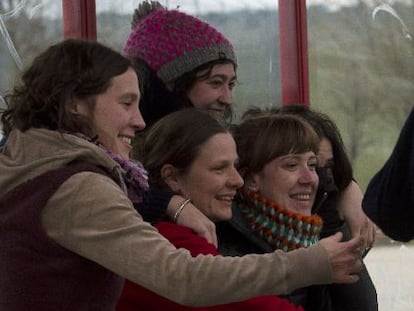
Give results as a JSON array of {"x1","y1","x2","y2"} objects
[
  {"x1": 330, "y1": 231, "x2": 343, "y2": 242},
  {"x1": 360, "y1": 221, "x2": 376, "y2": 258},
  {"x1": 357, "y1": 218, "x2": 376, "y2": 255},
  {"x1": 359, "y1": 217, "x2": 370, "y2": 248},
  {"x1": 367, "y1": 220, "x2": 377, "y2": 248},
  {"x1": 332, "y1": 255, "x2": 362, "y2": 284},
  {"x1": 346, "y1": 234, "x2": 365, "y2": 251},
  {"x1": 198, "y1": 221, "x2": 218, "y2": 247},
  {"x1": 321, "y1": 233, "x2": 364, "y2": 284},
  {"x1": 349, "y1": 215, "x2": 376, "y2": 252},
  {"x1": 338, "y1": 254, "x2": 362, "y2": 283},
  {"x1": 351, "y1": 238, "x2": 365, "y2": 258},
  {"x1": 339, "y1": 273, "x2": 360, "y2": 284}
]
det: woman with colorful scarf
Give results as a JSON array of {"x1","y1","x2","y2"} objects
[
  {"x1": 277, "y1": 104, "x2": 378, "y2": 311},
  {"x1": 217, "y1": 112, "x2": 352, "y2": 310}
]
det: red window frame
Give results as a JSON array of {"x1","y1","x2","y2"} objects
[
  {"x1": 278, "y1": 0, "x2": 309, "y2": 107},
  {"x1": 62, "y1": 0, "x2": 96, "y2": 40}
]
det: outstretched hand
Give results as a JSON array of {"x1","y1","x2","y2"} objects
[{"x1": 319, "y1": 232, "x2": 363, "y2": 284}]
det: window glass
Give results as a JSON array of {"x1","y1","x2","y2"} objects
[
  {"x1": 1, "y1": 0, "x2": 280, "y2": 135},
  {"x1": 0, "y1": 0, "x2": 62, "y2": 137},
  {"x1": 308, "y1": 0, "x2": 413, "y2": 189},
  {"x1": 307, "y1": 1, "x2": 414, "y2": 310},
  {"x1": 96, "y1": 0, "x2": 280, "y2": 121}
]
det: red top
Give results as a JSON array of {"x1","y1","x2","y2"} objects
[{"x1": 116, "y1": 221, "x2": 304, "y2": 311}]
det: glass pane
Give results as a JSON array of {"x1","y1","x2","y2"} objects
[
  {"x1": 307, "y1": 1, "x2": 414, "y2": 310},
  {"x1": 0, "y1": 0, "x2": 63, "y2": 138},
  {"x1": 96, "y1": 0, "x2": 280, "y2": 121}
]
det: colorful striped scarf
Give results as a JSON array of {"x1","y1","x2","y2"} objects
[{"x1": 237, "y1": 191, "x2": 323, "y2": 252}]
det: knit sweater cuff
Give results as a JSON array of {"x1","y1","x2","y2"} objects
[{"x1": 135, "y1": 189, "x2": 174, "y2": 223}]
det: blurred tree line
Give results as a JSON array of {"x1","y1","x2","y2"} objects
[
  {"x1": 307, "y1": 0, "x2": 414, "y2": 188},
  {"x1": 1, "y1": 0, "x2": 413, "y2": 189}
]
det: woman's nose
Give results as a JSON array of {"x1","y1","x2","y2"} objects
[
  {"x1": 299, "y1": 167, "x2": 318, "y2": 185},
  {"x1": 228, "y1": 167, "x2": 244, "y2": 189},
  {"x1": 132, "y1": 107, "x2": 146, "y2": 131},
  {"x1": 219, "y1": 85, "x2": 233, "y2": 106}
]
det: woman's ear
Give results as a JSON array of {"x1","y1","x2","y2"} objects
[
  {"x1": 71, "y1": 99, "x2": 89, "y2": 116},
  {"x1": 160, "y1": 164, "x2": 181, "y2": 192},
  {"x1": 244, "y1": 173, "x2": 259, "y2": 192}
]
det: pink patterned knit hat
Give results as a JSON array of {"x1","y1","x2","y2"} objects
[{"x1": 123, "y1": 7, "x2": 236, "y2": 83}]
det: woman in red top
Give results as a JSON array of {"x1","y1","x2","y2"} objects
[{"x1": 116, "y1": 108, "x2": 303, "y2": 311}]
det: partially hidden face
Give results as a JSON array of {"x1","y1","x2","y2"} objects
[
  {"x1": 248, "y1": 152, "x2": 319, "y2": 216},
  {"x1": 186, "y1": 63, "x2": 236, "y2": 119},
  {"x1": 174, "y1": 133, "x2": 244, "y2": 222},
  {"x1": 318, "y1": 138, "x2": 334, "y2": 169},
  {"x1": 88, "y1": 67, "x2": 145, "y2": 159}
]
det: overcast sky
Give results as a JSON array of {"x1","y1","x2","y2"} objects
[
  {"x1": 22, "y1": 0, "x2": 408, "y2": 19},
  {"x1": 95, "y1": 0, "x2": 359, "y2": 14}
]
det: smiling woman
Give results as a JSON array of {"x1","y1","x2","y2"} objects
[
  {"x1": 216, "y1": 112, "x2": 332, "y2": 309},
  {"x1": 142, "y1": 109, "x2": 243, "y2": 224},
  {"x1": 73, "y1": 67, "x2": 145, "y2": 159},
  {"x1": 123, "y1": 0, "x2": 237, "y2": 127},
  {"x1": 227, "y1": 113, "x2": 323, "y2": 250}
]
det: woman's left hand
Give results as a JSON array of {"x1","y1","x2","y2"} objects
[{"x1": 167, "y1": 196, "x2": 217, "y2": 247}]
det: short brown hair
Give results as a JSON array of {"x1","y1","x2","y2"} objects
[{"x1": 234, "y1": 113, "x2": 320, "y2": 176}]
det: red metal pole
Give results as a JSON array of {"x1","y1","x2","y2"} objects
[
  {"x1": 278, "y1": 0, "x2": 309, "y2": 107},
  {"x1": 62, "y1": 0, "x2": 97, "y2": 40}
]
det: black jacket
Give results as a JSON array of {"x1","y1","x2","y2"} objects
[{"x1": 363, "y1": 108, "x2": 414, "y2": 242}]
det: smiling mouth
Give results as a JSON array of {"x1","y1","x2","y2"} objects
[
  {"x1": 119, "y1": 135, "x2": 133, "y2": 145},
  {"x1": 291, "y1": 193, "x2": 312, "y2": 201},
  {"x1": 215, "y1": 195, "x2": 235, "y2": 202}
]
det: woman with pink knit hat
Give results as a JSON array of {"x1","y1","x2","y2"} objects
[{"x1": 123, "y1": 0, "x2": 237, "y2": 126}]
